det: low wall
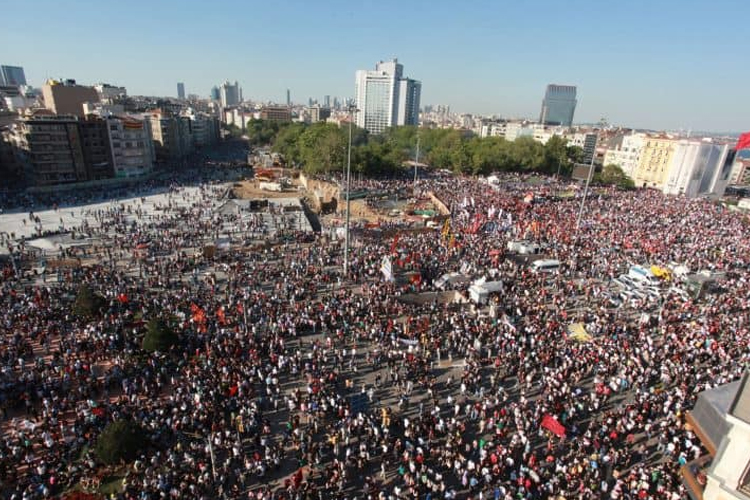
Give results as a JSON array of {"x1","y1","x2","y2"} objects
[
  {"x1": 398, "y1": 290, "x2": 466, "y2": 305},
  {"x1": 428, "y1": 191, "x2": 451, "y2": 215},
  {"x1": 26, "y1": 172, "x2": 157, "y2": 194}
]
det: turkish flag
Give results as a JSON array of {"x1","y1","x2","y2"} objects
[
  {"x1": 541, "y1": 414, "x2": 566, "y2": 438},
  {"x1": 736, "y1": 132, "x2": 750, "y2": 151},
  {"x1": 117, "y1": 293, "x2": 129, "y2": 304}
]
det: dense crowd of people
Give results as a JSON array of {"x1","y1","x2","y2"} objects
[{"x1": 1, "y1": 169, "x2": 748, "y2": 500}]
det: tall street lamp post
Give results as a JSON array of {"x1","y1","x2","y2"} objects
[{"x1": 343, "y1": 105, "x2": 358, "y2": 274}]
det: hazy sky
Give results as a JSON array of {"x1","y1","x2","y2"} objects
[{"x1": 2, "y1": 0, "x2": 749, "y2": 132}]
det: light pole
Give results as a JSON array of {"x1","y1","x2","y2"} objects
[
  {"x1": 343, "y1": 105, "x2": 357, "y2": 275},
  {"x1": 414, "y1": 132, "x2": 420, "y2": 185},
  {"x1": 575, "y1": 136, "x2": 598, "y2": 236},
  {"x1": 572, "y1": 134, "x2": 598, "y2": 271}
]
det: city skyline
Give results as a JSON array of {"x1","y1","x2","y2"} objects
[{"x1": 1, "y1": 0, "x2": 749, "y2": 132}]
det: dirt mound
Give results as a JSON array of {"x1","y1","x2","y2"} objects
[{"x1": 232, "y1": 180, "x2": 301, "y2": 199}]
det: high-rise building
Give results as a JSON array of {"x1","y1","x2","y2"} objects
[
  {"x1": 355, "y1": 58, "x2": 421, "y2": 134},
  {"x1": 286, "y1": 89, "x2": 291, "y2": 107},
  {"x1": 0, "y1": 65, "x2": 27, "y2": 86},
  {"x1": 323, "y1": 95, "x2": 331, "y2": 108},
  {"x1": 539, "y1": 84, "x2": 577, "y2": 127},
  {"x1": 177, "y1": 82, "x2": 185, "y2": 100},
  {"x1": 210, "y1": 86, "x2": 220, "y2": 101},
  {"x1": 396, "y1": 78, "x2": 421, "y2": 126},
  {"x1": 42, "y1": 79, "x2": 100, "y2": 117},
  {"x1": 219, "y1": 81, "x2": 240, "y2": 108}
]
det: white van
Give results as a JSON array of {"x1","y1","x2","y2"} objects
[
  {"x1": 628, "y1": 265, "x2": 660, "y2": 286},
  {"x1": 507, "y1": 240, "x2": 541, "y2": 255},
  {"x1": 531, "y1": 259, "x2": 561, "y2": 273}
]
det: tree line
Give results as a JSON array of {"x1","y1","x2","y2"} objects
[{"x1": 238, "y1": 119, "x2": 633, "y2": 187}]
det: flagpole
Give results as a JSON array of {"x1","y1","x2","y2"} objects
[{"x1": 208, "y1": 432, "x2": 217, "y2": 481}]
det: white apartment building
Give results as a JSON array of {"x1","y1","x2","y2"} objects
[
  {"x1": 223, "y1": 108, "x2": 255, "y2": 130},
  {"x1": 183, "y1": 108, "x2": 218, "y2": 147},
  {"x1": 105, "y1": 115, "x2": 154, "y2": 178},
  {"x1": 663, "y1": 140, "x2": 732, "y2": 197},
  {"x1": 603, "y1": 133, "x2": 645, "y2": 178},
  {"x1": 684, "y1": 372, "x2": 750, "y2": 500},
  {"x1": 504, "y1": 122, "x2": 525, "y2": 142},
  {"x1": 526, "y1": 123, "x2": 562, "y2": 145},
  {"x1": 94, "y1": 83, "x2": 127, "y2": 104},
  {"x1": 355, "y1": 59, "x2": 421, "y2": 134}
]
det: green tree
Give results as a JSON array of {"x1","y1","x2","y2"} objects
[
  {"x1": 426, "y1": 129, "x2": 468, "y2": 171},
  {"x1": 297, "y1": 123, "x2": 347, "y2": 174},
  {"x1": 245, "y1": 120, "x2": 283, "y2": 145},
  {"x1": 566, "y1": 145, "x2": 585, "y2": 164},
  {"x1": 353, "y1": 142, "x2": 388, "y2": 175},
  {"x1": 142, "y1": 317, "x2": 177, "y2": 352},
  {"x1": 273, "y1": 122, "x2": 306, "y2": 165},
  {"x1": 221, "y1": 123, "x2": 242, "y2": 138},
  {"x1": 596, "y1": 163, "x2": 635, "y2": 189},
  {"x1": 542, "y1": 135, "x2": 571, "y2": 175},
  {"x1": 95, "y1": 420, "x2": 147, "y2": 465},
  {"x1": 73, "y1": 284, "x2": 107, "y2": 319},
  {"x1": 511, "y1": 137, "x2": 545, "y2": 171},
  {"x1": 468, "y1": 136, "x2": 516, "y2": 174}
]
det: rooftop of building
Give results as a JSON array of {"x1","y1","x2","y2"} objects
[{"x1": 688, "y1": 373, "x2": 750, "y2": 456}]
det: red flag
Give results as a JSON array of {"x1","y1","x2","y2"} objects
[
  {"x1": 191, "y1": 303, "x2": 207, "y2": 325},
  {"x1": 217, "y1": 306, "x2": 226, "y2": 325},
  {"x1": 541, "y1": 414, "x2": 566, "y2": 438},
  {"x1": 736, "y1": 132, "x2": 750, "y2": 151},
  {"x1": 391, "y1": 233, "x2": 400, "y2": 255},
  {"x1": 117, "y1": 293, "x2": 129, "y2": 304},
  {"x1": 236, "y1": 303, "x2": 244, "y2": 314}
]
